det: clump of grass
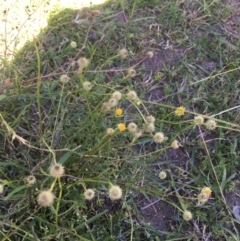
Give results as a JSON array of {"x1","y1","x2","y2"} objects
[{"x1": 1, "y1": 0, "x2": 240, "y2": 240}]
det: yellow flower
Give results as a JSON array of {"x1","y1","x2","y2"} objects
[
  {"x1": 115, "y1": 108, "x2": 123, "y2": 116},
  {"x1": 175, "y1": 106, "x2": 185, "y2": 116},
  {"x1": 118, "y1": 123, "x2": 126, "y2": 131},
  {"x1": 201, "y1": 187, "x2": 212, "y2": 196}
]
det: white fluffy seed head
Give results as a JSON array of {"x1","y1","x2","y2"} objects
[
  {"x1": 194, "y1": 115, "x2": 204, "y2": 125},
  {"x1": 84, "y1": 189, "x2": 95, "y2": 200},
  {"x1": 49, "y1": 164, "x2": 65, "y2": 178},
  {"x1": 127, "y1": 122, "x2": 137, "y2": 133},
  {"x1": 206, "y1": 119, "x2": 217, "y2": 130},
  {"x1": 153, "y1": 132, "x2": 165, "y2": 143},
  {"x1": 37, "y1": 190, "x2": 55, "y2": 207},
  {"x1": 109, "y1": 185, "x2": 122, "y2": 200},
  {"x1": 83, "y1": 81, "x2": 93, "y2": 91},
  {"x1": 183, "y1": 210, "x2": 193, "y2": 221}
]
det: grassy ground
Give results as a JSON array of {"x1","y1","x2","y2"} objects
[{"x1": 0, "y1": 0, "x2": 240, "y2": 240}]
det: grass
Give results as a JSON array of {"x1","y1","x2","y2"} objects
[{"x1": 0, "y1": 0, "x2": 240, "y2": 240}]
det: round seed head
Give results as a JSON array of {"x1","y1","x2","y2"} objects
[
  {"x1": 147, "y1": 51, "x2": 154, "y2": 58},
  {"x1": 127, "y1": 68, "x2": 136, "y2": 77},
  {"x1": 49, "y1": 163, "x2": 65, "y2": 178},
  {"x1": 183, "y1": 210, "x2": 192, "y2": 221},
  {"x1": 70, "y1": 41, "x2": 77, "y2": 48},
  {"x1": 109, "y1": 185, "x2": 122, "y2": 200},
  {"x1": 126, "y1": 91, "x2": 138, "y2": 100},
  {"x1": 159, "y1": 171, "x2": 167, "y2": 180},
  {"x1": 144, "y1": 123, "x2": 155, "y2": 133},
  {"x1": 154, "y1": 132, "x2": 165, "y2": 143},
  {"x1": 37, "y1": 190, "x2": 55, "y2": 207},
  {"x1": 84, "y1": 189, "x2": 95, "y2": 200},
  {"x1": 60, "y1": 75, "x2": 70, "y2": 84},
  {"x1": 206, "y1": 119, "x2": 217, "y2": 130},
  {"x1": 102, "y1": 102, "x2": 111, "y2": 111},
  {"x1": 108, "y1": 98, "x2": 118, "y2": 108},
  {"x1": 119, "y1": 48, "x2": 128, "y2": 59},
  {"x1": 171, "y1": 140, "x2": 180, "y2": 149},
  {"x1": 26, "y1": 175, "x2": 36, "y2": 185},
  {"x1": 127, "y1": 122, "x2": 137, "y2": 133},
  {"x1": 194, "y1": 115, "x2": 204, "y2": 125},
  {"x1": 82, "y1": 81, "x2": 93, "y2": 91},
  {"x1": 146, "y1": 115, "x2": 156, "y2": 123},
  {"x1": 107, "y1": 128, "x2": 114, "y2": 136},
  {"x1": 77, "y1": 57, "x2": 90, "y2": 69}
]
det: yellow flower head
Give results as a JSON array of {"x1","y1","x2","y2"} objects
[
  {"x1": 118, "y1": 123, "x2": 126, "y2": 132},
  {"x1": 115, "y1": 108, "x2": 123, "y2": 116},
  {"x1": 37, "y1": 190, "x2": 55, "y2": 207},
  {"x1": 84, "y1": 189, "x2": 95, "y2": 200},
  {"x1": 201, "y1": 187, "x2": 212, "y2": 196},
  {"x1": 109, "y1": 185, "x2": 122, "y2": 200},
  {"x1": 175, "y1": 106, "x2": 185, "y2": 116},
  {"x1": 49, "y1": 163, "x2": 65, "y2": 178}
]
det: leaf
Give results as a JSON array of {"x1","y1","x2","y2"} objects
[
  {"x1": 4, "y1": 185, "x2": 26, "y2": 200},
  {"x1": 0, "y1": 95, "x2": 6, "y2": 101}
]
